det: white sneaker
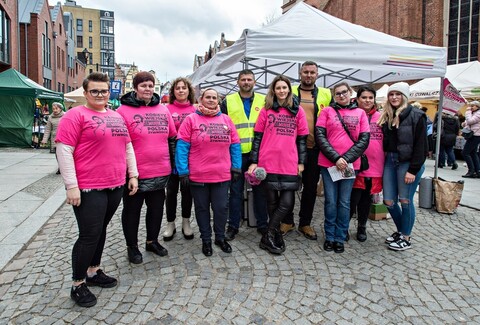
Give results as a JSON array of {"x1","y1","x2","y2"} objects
[
  {"x1": 163, "y1": 222, "x2": 176, "y2": 241},
  {"x1": 388, "y1": 235, "x2": 411, "y2": 251},
  {"x1": 385, "y1": 232, "x2": 401, "y2": 244}
]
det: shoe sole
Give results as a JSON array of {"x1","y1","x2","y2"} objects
[
  {"x1": 163, "y1": 229, "x2": 176, "y2": 242},
  {"x1": 259, "y1": 242, "x2": 283, "y2": 255},
  {"x1": 182, "y1": 228, "x2": 194, "y2": 240},
  {"x1": 85, "y1": 280, "x2": 117, "y2": 288},
  {"x1": 128, "y1": 257, "x2": 143, "y2": 264},
  {"x1": 71, "y1": 295, "x2": 97, "y2": 307},
  {"x1": 214, "y1": 242, "x2": 232, "y2": 253},
  {"x1": 298, "y1": 229, "x2": 318, "y2": 240},
  {"x1": 145, "y1": 247, "x2": 168, "y2": 257},
  {"x1": 388, "y1": 245, "x2": 411, "y2": 251}
]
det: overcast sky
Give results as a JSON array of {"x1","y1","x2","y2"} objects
[{"x1": 50, "y1": 0, "x2": 283, "y2": 82}]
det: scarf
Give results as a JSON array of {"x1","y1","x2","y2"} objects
[{"x1": 197, "y1": 103, "x2": 220, "y2": 116}]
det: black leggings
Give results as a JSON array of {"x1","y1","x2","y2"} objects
[
  {"x1": 265, "y1": 188, "x2": 295, "y2": 230},
  {"x1": 165, "y1": 173, "x2": 193, "y2": 222},
  {"x1": 121, "y1": 188, "x2": 166, "y2": 247},
  {"x1": 349, "y1": 178, "x2": 372, "y2": 228},
  {"x1": 72, "y1": 187, "x2": 123, "y2": 281}
]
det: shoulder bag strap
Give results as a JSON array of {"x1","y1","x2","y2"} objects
[{"x1": 334, "y1": 109, "x2": 357, "y2": 144}]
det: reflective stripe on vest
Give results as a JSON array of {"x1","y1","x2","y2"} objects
[
  {"x1": 292, "y1": 85, "x2": 331, "y2": 115},
  {"x1": 226, "y1": 93, "x2": 265, "y2": 153}
]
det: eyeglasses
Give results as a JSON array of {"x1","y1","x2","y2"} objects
[
  {"x1": 88, "y1": 89, "x2": 110, "y2": 96},
  {"x1": 335, "y1": 90, "x2": 349, "y2": 97}
]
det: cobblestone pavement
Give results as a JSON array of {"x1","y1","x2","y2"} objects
[{"x1": 1, "y1": 192, "x2": 479, "y2": 324}]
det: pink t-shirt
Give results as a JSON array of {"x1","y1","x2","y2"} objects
[
  {"x1": 167, "y1": 101, "x2": 196, "y2": 131},
  {"x1": 316, "y1": 106, "x2": 370, "y2": 170},
  {"x1": 55, "y1": 105, "x2": 130, "y2": 189},
  {"x1": 359, "y1": 110, "x2": 384, "y2": 177},
  {"x1": 254, "y1": 106, "x2": 309, "y2": 176},
  {"x1": 177, "y1": 113, "x2": 240, "y2": 183},
  {"x1": 117, "y1": 104, "x2": 177, "y2": 179}
]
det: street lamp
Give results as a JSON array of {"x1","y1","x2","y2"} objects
[{"x1": 82, "y1": 48, "x2": 91, "y2": 65}]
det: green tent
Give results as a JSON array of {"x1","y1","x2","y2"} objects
[{"x1": 0, "y1": 69, "x2": 63, "y2": 147}]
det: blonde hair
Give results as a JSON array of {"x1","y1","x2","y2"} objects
[{"x1": 378, "y1": 94, "x2": 409, "y2": 128}]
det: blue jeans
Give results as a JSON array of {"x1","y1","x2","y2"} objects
[
  {"x1": 462, "y1": 136, "x2": 480, "y2": 173},
  {"x1": 382, "y1": 152, "x2": 425, "y2": 236},
  {"x1": 190, "y1": 181, "x2": 230, "y2": 242},
  {"x1": 320, "y1": 167, "x2": 355, "y2": 243},
  {"x1": 228, "y1": 154, "x2": 268, "y2": 229}
]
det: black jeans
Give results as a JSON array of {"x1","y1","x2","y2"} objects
[
  {"x1": 190, "y1": 181, "x2": 229, "y2": 242},
  {"x1": 121, "y1": 188, "x2": 166, "y2": 247},
  {"x1": 350, "y1": 178, "x2": 372, "y2": 229},
  {"x1": 165, "y1": 173, "x2": 193, "y2": 222},
  {"x1": 265, "y1": 187, "x2": 295, "y2": 231},
  {"x1": 462, "y1": 136, "x2": 480, "y2": 173},
  {"x1": 72, "y1": 186, "x2": 123, "y2": 281},
  {"x1": 283, "y1": 148, "x2": 320, "y2": 227}
]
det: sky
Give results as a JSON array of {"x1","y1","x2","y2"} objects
[{"x1": 50, "y1": 0, "x2": 283, "y2": 82}]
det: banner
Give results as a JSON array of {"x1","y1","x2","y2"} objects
[{"x1": 442, "y1": 78, "x2": 466, "y2": 115}]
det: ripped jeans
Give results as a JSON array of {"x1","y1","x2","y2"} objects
[{"x1": 382, "y1": 152, "x2": 425, "y2": 236}]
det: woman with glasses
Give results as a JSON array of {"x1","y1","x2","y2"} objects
[
  {"x1": 56, "y1": 72, "x2": 139, "y2": 307},
  {"x1": 117, "y1": 71, "x2": 177, "y2": 264},
  {"x1": 315, "y1": 82, "x2": 370, "y2": 253},
  {"x1": 378, "y1": 82, "x2": 427, "y2": 251}
]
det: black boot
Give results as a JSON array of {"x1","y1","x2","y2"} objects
[
  {"x1": 274, "y1": 229, "x2": 286, "y2": 253},
  {"x1": 259, "y1": 229, "x2": 284, "y2": 255},
  {"x1": 356, "y1": 226, "x2": 367, "y2": 242}
]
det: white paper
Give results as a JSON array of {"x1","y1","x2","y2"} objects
[{"x1": 327, "y1": 164, "x2": 356, "y2": 182}]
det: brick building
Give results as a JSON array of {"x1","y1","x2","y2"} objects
[
  {"x1": 0, "y1": 1, "x2": 19, "y2": 72},
  {"x1": 282, "y1": 0, "x2": 479, "y2": 64}
]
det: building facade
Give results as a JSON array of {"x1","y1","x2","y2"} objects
[
  {"x1": 0, "y1": 0, "x2": 19, "y2": 72},
  {"x1": 63, "y1": 1, "x2": 115, "y2": 80},
  {"x1": 282, "y1": 0, "x2": 479, "y2": 64}
]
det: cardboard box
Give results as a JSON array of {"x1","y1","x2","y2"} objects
[{"x1": 369, "y1": 203, "x2": 388, "y2": 220}]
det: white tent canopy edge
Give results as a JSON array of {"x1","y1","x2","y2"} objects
[{"x1": 188, "y1": 2, "x2": 447, "y2": 95}]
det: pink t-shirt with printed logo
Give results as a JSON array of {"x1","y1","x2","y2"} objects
[
  {"x1": 117, "y1": 104, "x2": 177, "y2": 179},
  {"x1": 254, "y1": 107, "x2": 309, "y2": 176},
  {"x1": 359, "y1": 110, "x2": 384, "y2": 177},
  {"x1": 316, "y1": 106, "x2": 370, "y2": 170},
  {"x1": 167, "y1": 101, "x2": 196, "y2": 131},
  {"x1": 177, "y1": 113, "x2": 240, "y2": 183},
  {"x1": 55, "y1": 105, "x2": 130, "y2": 189}
]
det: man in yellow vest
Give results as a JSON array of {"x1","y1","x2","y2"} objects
[
  {"x1": 221, "y1": 69, "x2": 267, "y2": 241},
  {"x1": 281, "y1": 61, "x2": 332, "y2": 240}
]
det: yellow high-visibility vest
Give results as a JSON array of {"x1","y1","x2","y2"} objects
[
  {"x1": 292, "y1": 85, "x2": 331, "y2": 116},
  {"x1": 226, "y1": 93, "x2": 265, "y2": 154}
]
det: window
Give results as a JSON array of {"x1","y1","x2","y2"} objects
[
  {"x1": 43, "y1": 78, "x2": 52, "y2": 90},
  {"x1": 89, "y1": 20, "x2": 92, "y2": 32},
  {"x1": 448, "y1": 0, "x2": 479, "y2": 64},
  {"x1": 0, "y1": 10, "x2": 10, "y2": 63},
  {"x1": 100, "y1": 20, "x2": 114, "y2": 34},
  {"x1": 77, "y1": 35, "x2": 83, "y2": 48},
  {"x1": 43, "y1": 22, "x2": 51, "y2": 68},
  {"x1": 101, "y1": 36, "x2": 114, "y2": 50},
  {"x1": 76, "y1": 19, "x2": 83, "y2": 32},
  {"x1": 89, "y1": 36, "x2": 92, "y2": 48}
]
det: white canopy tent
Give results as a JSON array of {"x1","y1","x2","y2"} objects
[
  {"x1": 410, "y1": 61, "x2": 480, "y2": 100},
  {"x1": 64, "y1": 87, "x2": 86, "y2": 107},
  {"x1": 189, "y1": 2, "x2": 447, "y2": 95}
]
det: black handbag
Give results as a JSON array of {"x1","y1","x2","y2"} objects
[
  {"x1": 334, "y1": 109, "x2": 369, "y2": 172},
  {"x1": 461, "y1": 127, "x2": 473, "y2": 139}
]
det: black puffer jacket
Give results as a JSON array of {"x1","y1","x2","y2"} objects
[
  {"x1": 120, "y1": 91, "x2": 161, "y2": 107},
  {"x1": 433, "y1": 113, "x2": 460, "y2": 147}
]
